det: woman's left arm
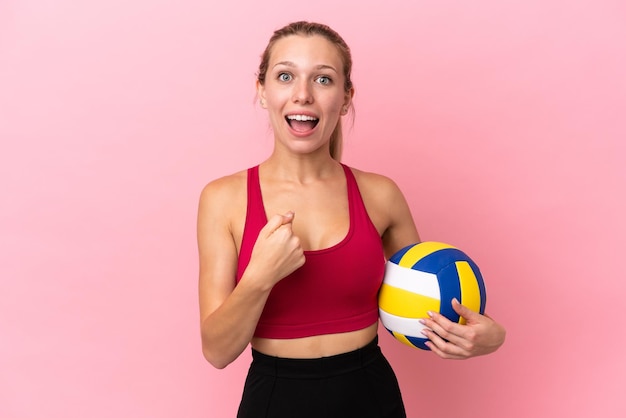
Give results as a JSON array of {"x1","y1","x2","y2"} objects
[{"x1": 358, "y1": 170, "x2": 506, "y2": 360}]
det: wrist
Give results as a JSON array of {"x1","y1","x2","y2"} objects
[{"x1": 239, "y1": 266, "x2": 275, "y2": 293}]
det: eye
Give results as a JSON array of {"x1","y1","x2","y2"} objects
[
  {"x1": 316, "y1": 75, "x2": 332, "y2": 85},
  {"x1": 278, "y1": 73, "x2": 292, "y2": 82}
]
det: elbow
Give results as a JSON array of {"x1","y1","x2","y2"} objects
[
  {"x1": 202, "y1": 346, "x2": 233, "y2": 370},
  {"x1": 199, "y1": 320, "x2": 244, "y2": 369},
  {"x1": 203, "y1": 349, "x2": 229, "y2": 369}
]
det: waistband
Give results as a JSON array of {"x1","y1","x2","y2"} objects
[{"x1": 249, "y1": 336, "x2": 381, "y2": 379}]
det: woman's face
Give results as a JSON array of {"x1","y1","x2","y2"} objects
[{"x1": 257, "y1": 34, "x2": 353, "y2": 156}]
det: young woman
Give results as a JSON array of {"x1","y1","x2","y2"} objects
[{"x1": 198, "y1": 21, "x2": 506, "y2": 418}]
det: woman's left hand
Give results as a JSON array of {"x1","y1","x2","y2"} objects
[{"x1": 419, "y1": 298, "x2": 506, "y2": 359}]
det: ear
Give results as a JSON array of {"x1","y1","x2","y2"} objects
[
  {"x1": 256, "y1": 80, "x2": 267, "y2": 108},
  {"x1": 342, "y1": 87, "x2": 355, "y2": 114}
]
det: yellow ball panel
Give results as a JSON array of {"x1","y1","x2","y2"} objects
[
  {"x1": 397, "y1": 241, "x2": 456, "y2": 268},
  {"x1": 378, "y1": 283, "x2": 440, "y2": 318},
  {"x1": 456, "y1": 261, "x2": 482, "y2": 325}
]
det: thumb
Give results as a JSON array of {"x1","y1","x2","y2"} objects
[
  {"x1": 281, "y1": 211, "x2": 295, "y2": 225},
  {"x1": 452, "y1": 298, "x2": 481, "y2": 323},
  {"x1": 278, "y1": 211, "x2": 295, "y2": 231},
  {"x1": 264, "y1": 211, "x2": 295, "y2": 235}
]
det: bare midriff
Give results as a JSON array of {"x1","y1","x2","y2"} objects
[{"x1": 251, "y1": 322, "x2": 379, "y2": 358}]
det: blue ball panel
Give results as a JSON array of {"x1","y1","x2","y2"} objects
[
  {"x1": 412, "y1": 248, "x2": 470, "y2": 274},
  {"x1": 405, "y1": 335, "x2": 430, "y2": 350},
  {"x1": 436, "y1": 264, "x2": 462, "y2": 323}
]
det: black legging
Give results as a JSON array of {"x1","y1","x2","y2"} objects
[{"x1": 237, "y1": 336, "x2": 406, "y2": 418}]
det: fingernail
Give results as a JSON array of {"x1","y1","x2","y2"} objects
[{"x1": 427, "y1": 311, "x2": 434, "y2": 317}]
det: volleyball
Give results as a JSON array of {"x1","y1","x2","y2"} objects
[{"x1": 378, "y1": 241, "x2": 487, "y2": 350}]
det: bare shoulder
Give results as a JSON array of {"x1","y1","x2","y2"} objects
[
  {"x1": 200, "y1": 169, "x2": 247, "y2": 202},
  {"x1": 198, "y1": 169, "x2": 248, "y2": 236},
  {"x1": 199, "y1": 169, "x2": 247, "y2": 211},
  {"x1": 349, "y1": 167, "x2": 405, "y2": 204}
]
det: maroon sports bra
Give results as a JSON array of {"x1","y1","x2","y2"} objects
[{"x1": 236, "y1": 164, "x2": 385, "y2": 339}]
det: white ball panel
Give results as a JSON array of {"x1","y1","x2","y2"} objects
[
  {"x1": 383, "y1": 262, "x2": 440, "y2": 299},
  {"x1": 379, "y1": 309, "x2": 431, "y2": 337}
]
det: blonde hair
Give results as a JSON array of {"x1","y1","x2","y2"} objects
[{"x1": 257, "y1": 21, "x2": 353, "y2": 161}]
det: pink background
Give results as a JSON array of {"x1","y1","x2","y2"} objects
[{"x1": 1, "y1": 1, "x2": 625, "y2": 417}]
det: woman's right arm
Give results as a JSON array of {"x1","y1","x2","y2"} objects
[{"x1": 197, "y1": 177, "x2": 304, "y2": 369}]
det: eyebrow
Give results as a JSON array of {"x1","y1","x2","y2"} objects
[{"x1": 273, "y1": 61, "x2": 338, "y2": 73}]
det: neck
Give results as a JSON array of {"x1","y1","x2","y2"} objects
[{"x1": 262, "y1": 152, "x2": 341, "y2": 184}]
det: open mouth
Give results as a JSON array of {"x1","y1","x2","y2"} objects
[{"x1": 286, "y1": 114, "x2": 319, "y2": 133}]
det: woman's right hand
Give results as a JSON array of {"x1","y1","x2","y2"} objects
[{"x1": 246, "y1": 211, "x2": 305, "y2": 288}]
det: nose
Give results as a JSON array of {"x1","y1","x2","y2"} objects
[{"x1": 292, "y1": 79, "x2": 313, "y2": 104}]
